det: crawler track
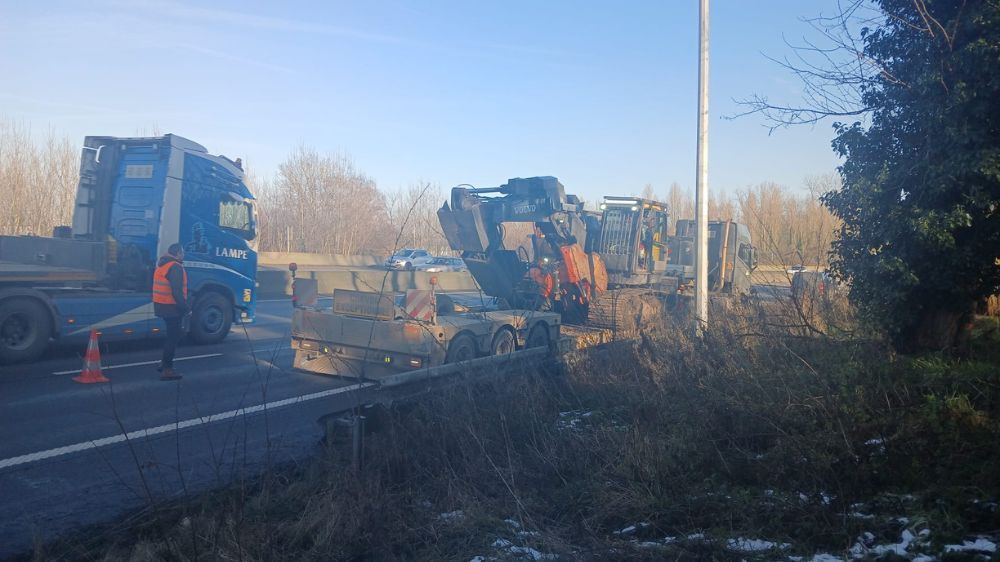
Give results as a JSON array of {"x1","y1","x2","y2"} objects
[{"x1": 587, "y1": 288, "x2": 663, "y2": 337}]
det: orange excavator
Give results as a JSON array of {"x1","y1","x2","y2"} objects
[{"x1": 437, "y1": 176, "x2": 756, "y2": 332}]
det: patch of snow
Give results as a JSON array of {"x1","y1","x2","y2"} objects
[
  {"x1": 468, "y1": 557, "x2": 493, "y2": 562},
  {"x1": 615, "y1": 525, "x2": 637, "y2": 536},
  {"x1": 803, "y1": 555, "x2": 844, "y2": 562},
  {"x1": 517, "y1": 531, "x2": 541, "y2": 538},
  {"x1": 438, "y1": 510, "x2": 465, "y2": 522},
  {"x1": 849, "y1": 532, "x2": 876, "y2": 559},
  {"x1": 632, "y1": 536, "x2": 677, "y2": 549},
  {"x1": 686, "y1": 533, "x2": 706, "y2": 541},
  {"x1": 865, "y1": 438, "x2": 884, "y2": 446},
  {"x1": 943, "y1": 538, "x2": 997, "y2": 553},
  {"x1": 910, "y1": 555, "x2": 936, "y2": 562},
  {"x1": 852, "y1": 528, "x2": 930, "y2": 559},
  {"x1": 895, "y1": 516, "x2": 910, "y2": 525},
  {"x1": 870, "y1": 529, "x2": 916, "y2": 556},
  {"x1": 849, "y1": 512, "x2": 875, "y2": 520},
  {"x1": 504, "y1": 518, "x2": 521, "y2": 529},
  {"x1": 508, "y1": 546, "x2": 557, "y2": 560},
  {"x1": 764, "y1": 489, "x2": 775, "y2": 497},
  {"x1": 727, "y1": 538, "x2": 791, "y2": 552},
  {"x1": 492, "y1": 538, "x2": 513, "y2": 548}
]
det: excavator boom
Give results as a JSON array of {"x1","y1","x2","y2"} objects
[{"x1": 438, "y1": 176, "x2": 595, "y2": 315}]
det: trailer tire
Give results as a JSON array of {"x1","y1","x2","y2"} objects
[
  {"x1": 491, "y1": 327, "x2": 516, "y2": 356},
  {"x1": 190, "y1": 292, "x2": 232, "y2": 345},
  {"x1": 526, "y1": 324, "x2": 551, "y2": 349},
  {"x1": 0, "y1": 298, "x2": 52, "y2": 364},
  {"x1": 445, "y1": 333, "x2": 476, "y2": 363}
]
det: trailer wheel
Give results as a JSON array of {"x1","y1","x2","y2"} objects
[
  {"x1": 526, "y1": 324, "x2": 551, "y2": 349},
  {"x1": 0, "y1": 298, "x2": 52, "y2": 364},
  {"x1": 445, "y1": 333, "x2": 476, "y2": 363},
  {"x1": 190, "y1": 292, "x2": 233, "y2": 344},
  {"x1": 491, "y1": 327, "x2": 516, "y2": 356}
]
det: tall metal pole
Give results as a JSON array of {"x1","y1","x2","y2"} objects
[{"x1": 694, "y1": 0, "x2": 710, "y2": 335}]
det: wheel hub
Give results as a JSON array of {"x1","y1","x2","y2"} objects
[
  {"x1": 201, "y1": 306, "x2": 224, "y2": 333},
  {"x1": 1, "y1": 314, "x2": 31, "y2": 349}
]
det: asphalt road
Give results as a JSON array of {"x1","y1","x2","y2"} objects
[{"x1": 0, "y1": 299, "x2": 369, "y2": 559}]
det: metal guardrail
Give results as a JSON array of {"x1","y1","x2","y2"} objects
[{"x1": 377, "y1": 346, "x2": 551, "y2": 388}]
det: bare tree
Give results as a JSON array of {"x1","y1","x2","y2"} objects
[
  {"x1": 665, "y1": 182, "x2": 694, "y2": 234},
  {"x1": 385, "y1": 183, "x2": 451, "y2": 254},
  {"x1": 255, "y1": 146, "x2": 393, "y2": 255},
  {"x1": 730, "y1": 0, "x2": 884, "y2": 131},
  {"x1": 736, "y1": 179, "x2": 840, "y2": 266},
  {"x1": 0, "y1": 119, "x2": 78, "y2": 237}
]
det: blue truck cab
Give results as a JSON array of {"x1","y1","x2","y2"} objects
[{"x1": 0, "y1": 134, "x2": 257, "y2": 363}]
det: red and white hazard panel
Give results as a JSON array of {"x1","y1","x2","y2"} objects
[{"x1": 405, "y1": 290, "x2": 436, "y2": 322}]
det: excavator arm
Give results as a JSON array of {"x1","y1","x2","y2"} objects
[{"x1": 438, "y1": 176, "x2": 601, "y2": 318}]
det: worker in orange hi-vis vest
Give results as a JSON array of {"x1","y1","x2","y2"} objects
[{"x1": 153, "y1": 243, "x2": 189, "y2": 381}]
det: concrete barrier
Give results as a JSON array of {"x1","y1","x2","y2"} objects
[
  {"x1": 256, "y1": 267, "x2": 479, "y2": 298},
  {"x1": 258, "y1": 252, "x2": 383, "y2": 268}
]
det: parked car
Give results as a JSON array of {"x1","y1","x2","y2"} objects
[
  {"x1": 386, "y1": 249, "x2": 434, "y2": 270},
  {"x1": 417, "y1": 257, "x2": 468, "y2": 273},
  {"x1": 791, "y1": 270, "x2": 837, "y2": 301}
]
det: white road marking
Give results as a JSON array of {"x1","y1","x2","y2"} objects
[
  {"x1": 52, "y1": 353, "x2": 224, "y2": 375},
  {"x1": 0, "y1": 382, "x2": 376, "y2": 470}
]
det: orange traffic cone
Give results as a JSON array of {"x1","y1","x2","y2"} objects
[{"x1": 73, "y1": 329, "x2": 109, "y2": 384}]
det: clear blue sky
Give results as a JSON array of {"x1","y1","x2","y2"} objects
[{"x1": 0, "y1": 0, "x2": 842, "y2": 203}]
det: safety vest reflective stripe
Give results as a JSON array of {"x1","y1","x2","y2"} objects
[{"x1": 152, "y1": 260, "x2": 188, "y2": 305}]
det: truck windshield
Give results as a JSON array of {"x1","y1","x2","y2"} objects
[{"x1": 220, "y1": 193, "x2": 256, "y2": 241}]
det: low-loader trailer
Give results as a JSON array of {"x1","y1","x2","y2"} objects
[{"x1": 290, "y1": 279, "x2": 560, "y2": 377}]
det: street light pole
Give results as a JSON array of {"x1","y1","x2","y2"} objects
[{"x1": 694, "y1": 0, "x2": 710, "y2": 335}]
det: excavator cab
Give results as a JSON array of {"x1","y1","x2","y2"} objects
[{"x1": 594, "y1": 198, "x2": 670, "y2": 284}]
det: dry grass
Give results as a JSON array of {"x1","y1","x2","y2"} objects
[{"x1": 35, "y1": 302, "x2": 1000, "y2": 561}]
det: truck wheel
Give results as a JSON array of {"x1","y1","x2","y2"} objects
[
  {"x1": 445, "y1": 334, "x2": 476, "y2": 363},
  {"x1": 190, "y1": 292, "x2": 233, "y2": 344},
  {"x1": 491, "y1": 327, "x2": 516, "y2": 355},
  {"x1": 526, "y1": 324, "x2": 551, "y2": 349},
  {"x1": 0, "y1": 298, "x2": 52, "y2": 364}
]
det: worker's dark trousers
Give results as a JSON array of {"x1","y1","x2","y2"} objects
[{"x1": 160, "y1": 316, "x2": 183, "y2": 369}]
